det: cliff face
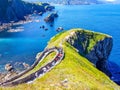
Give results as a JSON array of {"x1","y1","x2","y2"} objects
[
  {"x1": 65, "y1": 30, "x2": 113, "y2": 77},
  {"x1": 86, "y1": 38, "x2": 112, "y2": 76},
  {"x1": 0, "y1": 0, "x2": 53, "y2": 23}
]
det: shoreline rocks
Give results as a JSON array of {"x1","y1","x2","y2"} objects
[
  {"x1": 5, "y1": 63, "x2": 14, "y2": 72},
  {"x1": 1, "y1": 63, "x2": 18, "y2": 82},
  {"x1": 4, "y1": 71, "x2": 18, "y2": 81},
  {"x1": 0, "y1": 20, "x2": 31, "y2": 31},
  {"x1": 0, "y1": 62, "x2": 30, "y2": 83},
  {"x1": 0, "y1": 47, "x2": 64, "y2": 86}
]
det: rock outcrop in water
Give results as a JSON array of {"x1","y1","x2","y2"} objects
[
  {"x1": 44, "y1": 12, "x2": 58, "y2": 22},
  {"x1": 5, "y1": 63, "x2": 13, "y2": 72},
  {"x1": 65, "y1": 30, "x2": 113, "y2": 77},
  {"x1": 0, "y1": 0, "x2": 54, "y2": 23}
]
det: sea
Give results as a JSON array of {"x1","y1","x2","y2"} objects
[{"x1": 0, "y1": 4, "x2": 120, "y2": 79}]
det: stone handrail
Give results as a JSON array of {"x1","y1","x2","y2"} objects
[
  {"x1": 0, "y1": 48, "x2": 55, "y2": 84},
  {"x1": 0, "y1": 47, "x2": 64, "y2": 86}
]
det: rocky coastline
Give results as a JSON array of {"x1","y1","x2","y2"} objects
[
  {"x1": 0, "y1": 62, "x2": 30, "y2": 82},
  {"x1": 0, "y1": 20, "x2": 32, "y2": 32},
  {"x1": 0, "y1": 47, "x2": 64, "y2": 86},
  {"x1": 0, "y1": 0, "x2": 55, "y2": 31}
]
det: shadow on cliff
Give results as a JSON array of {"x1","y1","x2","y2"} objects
[{"x1": 108, "y1": 61, "x2": 120, "y2": 85}]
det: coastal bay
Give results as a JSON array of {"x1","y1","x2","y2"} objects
[{"x1": 0, "y1": 3, "x2": 120, "y2": 84}]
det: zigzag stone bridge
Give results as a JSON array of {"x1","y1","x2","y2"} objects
[{"x1": 0, "y1": 47, "x2": 64, "y2": 87}]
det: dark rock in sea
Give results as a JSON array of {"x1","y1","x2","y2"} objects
[
  {"x1": 50, "y1": 24, "x2": 53, "y2": 27},
  {"x1": 44, "y1": 12, "x2": 58, "y2": 22},
  {"x1": 56, "y1": 27, "x2": 64, "y2": 32},
  {"x1": 45, "y1": 28, "x2": 48, "y2": 31},
  {"x1": 41, "y1": 25, "x2": 45, "y2": 29}
]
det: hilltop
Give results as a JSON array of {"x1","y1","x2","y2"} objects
[{"x1": 0, "y1": 29, "x2": 119, "y2": 90}]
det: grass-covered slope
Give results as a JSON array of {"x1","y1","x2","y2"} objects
[{"x1": 0, "y1": 29, "x2": 120, "y2": 90}]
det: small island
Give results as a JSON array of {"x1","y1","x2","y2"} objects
[{"x1": 44, "y1": 12, "x2": 58, "y2": 22}]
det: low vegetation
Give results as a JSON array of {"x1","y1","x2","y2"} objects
[{"x1": 0, "y1": 29, "x2": 119, "y2": 90}]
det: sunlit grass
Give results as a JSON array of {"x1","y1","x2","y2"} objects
[{"x1": 0, "y1": 29, "x2": 119, "y2": 90}]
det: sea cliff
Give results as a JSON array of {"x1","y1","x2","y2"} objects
[
  {"x1": 65, "y1": 30, "x2": 112, "y2": 77},
  {"x1": 0, "y1": 0, "x2": 54, "y2": 23}
]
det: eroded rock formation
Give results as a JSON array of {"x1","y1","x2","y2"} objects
[
  {"x1": 44, "y1": 12, "x2": 58, "y2": 22},
  {"x1": 65, "y1": 30, "x2": 113, "y2": 77}
]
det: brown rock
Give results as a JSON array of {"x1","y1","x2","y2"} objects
[
  {"x1": 5, "y1": 63, "x2": 13, "y2": 72},
  {"x1": 4, "y1": 71, "x2": 18, "y2": 81}
]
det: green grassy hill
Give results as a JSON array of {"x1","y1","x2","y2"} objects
[{"x1": 1, "y1": 29, "x2": 119, "y2": 90}]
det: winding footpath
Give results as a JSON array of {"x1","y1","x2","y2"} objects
[{"x1": 0, "y1": 47, "x2": 64, "y2": 87}]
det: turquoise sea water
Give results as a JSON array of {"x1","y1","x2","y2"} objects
[{"x1": 0, "y1": 4, "x2": 120, "y2": 73}]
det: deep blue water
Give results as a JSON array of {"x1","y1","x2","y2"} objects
[{"x1": 0, "y1": 4, "x2": 120, "y2": 73}]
